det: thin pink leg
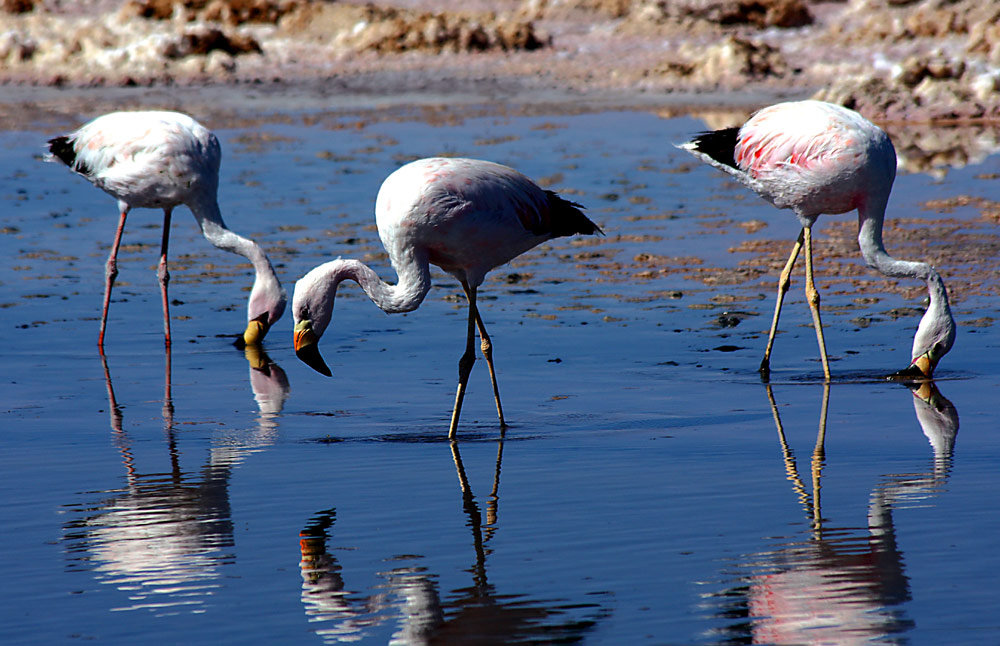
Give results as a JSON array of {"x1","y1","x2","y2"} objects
[
  {"x1": 158, "y1": 208, "x2": 173, "y2": 347},
  {"x1": 99, "y1": 208, "x2": 129, "y2": 347}
]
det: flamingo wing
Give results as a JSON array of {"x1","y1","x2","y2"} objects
[{"x1": 736, "y1": 102, "x2": 862, "y2": 181}]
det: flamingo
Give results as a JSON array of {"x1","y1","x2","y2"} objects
[
  {"x1": 680, "y1": 100, "x2": 955, "y2": 380},
  {"x1": 292, "y1": 157, "x2": 602, "y2": 438},
  {"x1": 46, "y1": 111, "x2": 286, "y2": 348}
]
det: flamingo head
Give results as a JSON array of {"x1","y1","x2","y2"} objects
[
  {"x1": 291, "y1": 263, "x2": 338, "y2": 376},
  {"x1": 892, "y1": 280, "x2": 955, "y2": 380},
  {"x1": 242, "y1": 274, "x2": 287, "y2": 346},
  {"x1": 904, "y1": 318, "x2": 955, "y2": 379}
]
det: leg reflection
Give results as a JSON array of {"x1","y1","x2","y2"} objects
[
  {"x1": 297, "y1": 437, "x2": 608, "y2": 644},
  {"x1": 64, "y1": 346, "x2": 277, "y2": 614},
  {"x1": 707, "y1": 382, "x2": 960, "y2": 644}
]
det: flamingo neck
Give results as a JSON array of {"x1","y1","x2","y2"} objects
[
  {"x1": 857, "y1": 203, "x2": 945, "y2": 287},
  {"x1": 190, "y1": 199, "x2": 283, "y2": 318},
  {"x1": 191, "y1": 200, "x2": 260, "y2": 262},
  {"x1": 320, "y1": 255, "x2": 430, "y2": 315},
  {"x1": 858, "y1": 202, "x2": 954, "y2": 362}
]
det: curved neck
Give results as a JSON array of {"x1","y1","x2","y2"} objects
[
  {"x1": 190, "y1": 200, "x2": 259, "y2": 261},
  {"x1": 858, "y1": 202, "x2": 938, "y2": 285},
  {"x1": 858, "y1": 201, "x2": 954, "y2": 361},
  {"x1": 189, "y1": 198, "x2": 285, "y2": 326},
  {"x1": 323, "y1": 255, "x2": 431, "y2": 315},
  {"x1": 190, "y1": 199, "x2": 279, "y2": 284}
]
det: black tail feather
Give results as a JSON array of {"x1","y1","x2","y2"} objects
[
  {"x1": 47, "y1": 136, "x2": 90, "y2": 175},
  {"x1": 546, "y1": 190, "x2": 602, "y2": 238},
  {"x1": 688, "y1": 127, "x2": 740, "y2": 170}
]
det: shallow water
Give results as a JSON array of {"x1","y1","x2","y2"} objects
[{"x1": 2, "y1": 104, "x2": 1000, "y2": 645}]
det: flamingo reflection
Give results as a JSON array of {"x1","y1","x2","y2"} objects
[
  {"x1": 706, "y1": 382, "x2": 958, "y2": 644},
  {"x1": 298, "y1": 439, "x2": 608, "y2": 644},
  {"x1": 62, "y1": 348, "x2": 289, "y2": 614},
  {"x1": 244, "y1": 344, "x2": 291, "y2": 427}
]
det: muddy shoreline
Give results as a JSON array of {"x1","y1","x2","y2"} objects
[
  {"x1": 3, "y1": 0, "x2": 999, "y2": 126},
  {"x1": 0, "y1": 73, "x2": 803, "y2": 132}
]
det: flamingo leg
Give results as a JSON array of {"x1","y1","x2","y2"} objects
[
  {"x1": 449, "y1": 283, "x2": 479, "y2": 439},
  {"x1": 760, "y1": 229, "x2": 804, "y2": 379},
  {"x1": 803, "y1": 227, "x2": 832, "y2": 381},
  {"x1": 158, "y1": 208, "x2": 173, "y2": 347},
  {"x1": 468, "y1": 288, "x2": 506, "y2": 432},
  {"x1": 99, "y1": 208, "x2": 129, "y2": 347}
]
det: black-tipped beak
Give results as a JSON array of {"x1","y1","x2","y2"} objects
[
  {"x1": 297, "y1": 343, "x2": 332, "y2": 377},
  {"x1": 888, "y1": 352, "x2": 934, "y2": 381},
  {"x1": 294, "y1": 320, "x2": 331, "y2": 377}
]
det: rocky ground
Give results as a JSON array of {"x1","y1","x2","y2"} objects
[{"x1": 1, "y1": 0, "x2": 999, "y2": 122}]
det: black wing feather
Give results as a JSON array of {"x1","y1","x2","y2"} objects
[
  {"x1": 545, "y1": 190, "x2": 602, "y2": 238},
  {"x1": 47, "y1": 135, "x2": 91, "y2": 176},
  {"x1": 689, "y1": 127, "x2": 740, "y2": 170}
]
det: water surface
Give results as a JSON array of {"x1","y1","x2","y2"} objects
[{"x1": 2, "y1": 104, "x2": 999, "y2": 644}]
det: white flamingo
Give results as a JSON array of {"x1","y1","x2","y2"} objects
[
  {"x1": 46, "y1": 111, "x2": 286, "y2": 348},
  {"x1": 680, "y1": 100, "x2": 955, "y2": 380},
  {"x1": 292, "y1": 157, "x2": 602, "y2": 438}
]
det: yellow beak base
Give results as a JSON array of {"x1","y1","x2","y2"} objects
[
  {"x1": 294, "y1": 320, "x2": 332, "y2": 377},
  {"x1": 888, "y1": 352, "x2": 935, "y2": 381},
  {"x1": 243, "y1": 318, "x2": 268, "y2": 346}
]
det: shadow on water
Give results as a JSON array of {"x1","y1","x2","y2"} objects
[
  {"x1": 304, "y1": 428, "x2": 540, "y2": 445},
  {"x1": 701, "y1": 381, "x2": 958, "y2": 644},
  {"x1": 298, "y1": 438, "x2": 611, "y2": 644},
  {"x1": 60, "y1": 347, "x2": 289, "y2": 615}
]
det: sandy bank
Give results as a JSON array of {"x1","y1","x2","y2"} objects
[{"x1": 1, "y1": 0, "x2": 998, "y2": 124}]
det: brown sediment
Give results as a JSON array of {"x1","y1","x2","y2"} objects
[
  {"x1": 0, "y1": 0, "x2": 998, "y2": 123},
  {"x1": 520, "y1": 195, "x2": 1000, "y2": 322}
]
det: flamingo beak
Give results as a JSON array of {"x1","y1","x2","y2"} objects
[
  {"x1": 242, "y1": 314, "x2": 270, "y2": 346},
  {"x1": 294, "y1": 319, "x2": 331, "y2": 377},
  {"x1": 889, "y1": 352, "x2": 935, "y2": 380}
]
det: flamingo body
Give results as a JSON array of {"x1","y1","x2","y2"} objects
[
  {"x1": 376, "y1": 157, "x2": 587, "y2": 295},
  {"x1": 687, "y1": 101, "x2": 896, "y2": 224},
  {"x1": 49, "y1": 111, "x2": 220, "y2": 210},
  {"x1": 293, "y1": 157, "x2": 601, "y2": 437},
  {"x1": 47, "y1": 111, "x2": 285, "y2": 347},
  {"x1": 681, "y1": 100, "x2": 954, "y2": 379}
]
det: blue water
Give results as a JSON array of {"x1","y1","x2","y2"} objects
[{"x1": 2, "y1": 104, "x2": 999, "y2": 645}]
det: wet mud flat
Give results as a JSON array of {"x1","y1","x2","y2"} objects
[
  {"x1": 2, "y1": 99, "x2": 1000, "y2": 644},
  {"x1": 7, "y1": 94, "x2": 1000, "y2": 343}
]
